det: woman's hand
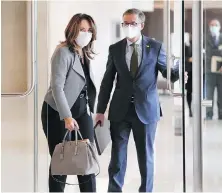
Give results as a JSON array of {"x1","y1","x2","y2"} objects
[{"x1": 64, "y1": 117, "x2": 79, "y2": 131}]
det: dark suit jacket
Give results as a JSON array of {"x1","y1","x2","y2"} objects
[
  {"x1": 204, "y1": 32, "x2": 222, "y2": 73},
  {"x1": 97, "y1": 35, "x2": 179, "y2": 124}
]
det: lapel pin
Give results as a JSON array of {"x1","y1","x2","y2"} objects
[{"x1": 146, "y1": 45, "x2": 150, "y2": 48}]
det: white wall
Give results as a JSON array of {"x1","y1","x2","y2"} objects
[{"x1": 1, "y1": 1, "x2": 50, "y2": 191}]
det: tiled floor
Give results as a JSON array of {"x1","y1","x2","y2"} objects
[{"x1": 1, "y1": 95, "x2": 222, "y2": 192}]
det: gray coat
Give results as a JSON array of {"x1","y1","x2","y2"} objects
[{"x1": 44, "y1": 46, "x2": 97, "y2": 120}]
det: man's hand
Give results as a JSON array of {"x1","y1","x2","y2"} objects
[
  {"x1": 95, "y1": 113, "x2": 105, "y2": 127},
  {"x1": 185, "y1": 71, "x2": 188, "y2": 84},
  {"x1": 219, "y1": 66, "x2": 222, "y2": 73},
  {"x1": 188, "y1": 57, "x2": 192, "y2": 62}
]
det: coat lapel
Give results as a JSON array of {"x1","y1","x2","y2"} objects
[
  {"x1": 84, "y1": 56, "x2": 96, "y2": 88},
  {"x1": 72, "y1": 54, "x2": 85, "y2": 79}
]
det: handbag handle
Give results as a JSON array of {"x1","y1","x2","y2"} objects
[
  {"x1": 62, "y1": 129, "x2": 83, "y2": 142},
  {"x1": 61, "y1": 130, "x2": 84, "y2": 156}
]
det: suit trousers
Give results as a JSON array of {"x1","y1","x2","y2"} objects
[
  {"x1": 41, "y1": 96, "x2": 96, "y2": 192},
  {"x1": 108, "y1": 102, "x2": 157, "y2": 192},
  {"x1": 205, "y1": 73, "x2": 222, "y2": 118}
]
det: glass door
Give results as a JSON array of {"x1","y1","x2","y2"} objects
[
  {"x1": 163, "y1": 0, "x2": 187, "y2": 192},
  {"x1": 202, "y1": 1, "x2": 222, "y2": 191},
  {"x1": 1, "y1": 1, "x2": 49, "y2": 191},
  {"x1": 200, "y1": 1, "x2": 222, "y2": 192},
  {"x1": 185, "y1": 1, "x2": 222, "y2": 192}
]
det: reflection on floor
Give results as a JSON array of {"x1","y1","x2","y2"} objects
[{"x1": 1, "y1": 95, "x2": 222, "y2": 192}]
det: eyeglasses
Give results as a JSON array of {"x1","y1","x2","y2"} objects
[{"x1": 121, "y1": 22, "x2": 141, "y2": 28}]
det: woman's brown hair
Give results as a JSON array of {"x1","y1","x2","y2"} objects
[{"x1": 59, "y1": 13, "x2": 97, "y2": 60}]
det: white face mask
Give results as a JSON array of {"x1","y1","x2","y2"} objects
[
  {"x1": 123, "y1": 26, "x2": 141, "y2": 39},
  {"x1": 184, "y1": 32, "x2": 190, "y2": 46},
  {"x1": 210, "y1": 26, "x2": 220, "y2": 36},
  {"x1": 75, "y1": 31, "x2": 92, "y2": 48}
]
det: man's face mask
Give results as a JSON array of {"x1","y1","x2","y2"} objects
[
  {"x1": 122, "y1": 21, "x2": 142, "y2": 39},
  {"x1": 122, "y1": 26, "x2": 141, "y2": 39},
  {"x1": 184, "y1": 32, "x2": 190, "y2": 46},
  {"x1": 210, "y1": 26, "x2": 220, "y2": 36}
]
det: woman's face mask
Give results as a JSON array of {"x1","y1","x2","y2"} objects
[{"x1": 75, "y1": 31, "x2": 92, "y2": 48}]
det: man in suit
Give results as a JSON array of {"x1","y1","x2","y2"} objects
[
  {"x1": 95, "y1": 9, "x2": 180, "y2": 192},
  {"x1": 185, "y1": 32, "x2": 193, "y2": 117},
  {"x1": 204, "y1": 18, "x2": 222, "y2": 120}
]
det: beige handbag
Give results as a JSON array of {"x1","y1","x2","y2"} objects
[{"x1": 51, "y1": 129, "x2": 100, "y2": 185}]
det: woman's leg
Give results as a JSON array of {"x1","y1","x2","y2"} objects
[
  {"x1": 41, "y1": 102, "x2": 67, "y2": 192},
  {"x1": 75, "y1": 111, "x2": 96, "y2": 192}
]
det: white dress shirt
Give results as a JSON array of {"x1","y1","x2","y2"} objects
[{"x1": 125, "y1": 35, "x2": 142, "y2": 70}]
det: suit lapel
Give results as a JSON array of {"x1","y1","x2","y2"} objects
[
  {"x1": 72, "y1": 54, "x2": 85, "y2": 79},
  {"x1": 219, "y1": 34, "x2": 222, "y2": 44},
  {"x1": 208, "y1": 35, "x2": 215, "y2": 47},
  {"x1": 120, "y1": 39, "x2": 133, "y2": 79},
  {"x1": 207, "y1": 33, "x2": 222, "y2": 47},
  {"x1": 136, "y1": 36, "x2": 151, "y2": 78}
]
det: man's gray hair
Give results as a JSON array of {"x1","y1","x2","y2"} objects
[{"x1": 123, "y1": 8, "x2": 146, "y2": 23}]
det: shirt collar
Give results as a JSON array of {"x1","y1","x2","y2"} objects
[{"x1": 127, "y1": 35, "x2": 142, "y2": 47}]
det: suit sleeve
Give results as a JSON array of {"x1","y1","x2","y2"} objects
[
  {"x1": 157, "y1": 43, "x2": 179, "y2": 83},
  {"x1": 96, "y1": 45, "x2": 117, "y2": 114},
  {"x1": 51, "y1": 48, "x2": 72, "y2": 120},
  {"x1": 211, "y1": 49, "x2": 222, "y2": 56}
]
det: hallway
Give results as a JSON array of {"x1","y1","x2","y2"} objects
[
  {"x1": 2, "y1": 1, "x2": 222, "y2": 192},
  {"x1": 2, "y1": 96, "x2": 222, "y2": 192}
]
